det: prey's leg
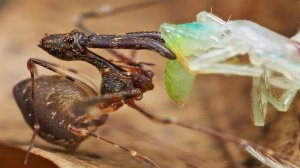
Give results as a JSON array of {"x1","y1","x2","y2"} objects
[
  {"x1": 262, "y1": 68, "x2": 298, "y2": 112},
  {"x1": 191, "y1": 63, "x2": 262, "y2": 77},
  {"x1": 251, "y1": 77, "x2": 268, "y2": 126}
]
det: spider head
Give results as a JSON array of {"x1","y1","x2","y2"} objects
[{"x1": 39, "y1": 30, "x2": 87, "y2": 61}]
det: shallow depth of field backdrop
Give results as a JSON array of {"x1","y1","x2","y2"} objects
[{"x1": 0, "y1": 0, "x2": 299, "y2": 168}]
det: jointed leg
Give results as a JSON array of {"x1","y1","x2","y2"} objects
[
  {"x1": 251, "y1": 77, "x2": 268, "y2": 126},
  {"x1": 107, "y1": 49, "x2": 154, "y2": 66},
  {"x1": 75, "y1": 89, "x2": 142, "y2": 107},
  {"x1": 27, "y1": 58, "x2": 97, "y2": 96},
  {"x1": 37, "y1": 60, "x2": 99, "y2": 91},
  {"x1": 191, "y1": 63, "x2": 262, "y2": 77},
  {"x1": 23, "y1": 116, "x2": 39, "y2": 165},
  {"x1": 72, "y1": 114, "x2": 109, "y2": 128},
  {"x1": 68, "y1": 124, "x2": 160, "y2": 168},
  {"x1": 265, "y1": 89, "x2": 297, "y2": 112},
  {"x1": 185, "y1": 46, "x2": 263, "y2": 77},
  {"x1": 106, "y1": 49, "x2": 155, "y2": 79},
  {"x1": 75, "y1": 0, "x2": 169, "y2": 35},
  {"x1": 24, "y1": 59, "x2": 41, "y2": 165},
  {"x1": 124, "y1": 100, "x2": 288, "y2": 162},
  {"x1": 130, "y1": 50, "x2": 137, "y2": 60},
  {"x1": 190, "y1": 47, "x2": 244, "y2": 65},
  {"x1": 262, "y1": 68, "x2": 298, "y2": 112},
  {"x1": 24, "y1": 58, "x2": 99, "y2": 164}
]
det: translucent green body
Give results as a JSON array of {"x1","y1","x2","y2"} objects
[
  {"x1": 161, "y1": 11, "x2": 300, "y2": 126},
  {"x1": 164, "y1": 60, "x2": 195, "y2": 104}
]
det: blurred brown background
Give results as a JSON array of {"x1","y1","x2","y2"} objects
[{"x1": 0, "y1": 0, "x2": 299, "y2": 168}]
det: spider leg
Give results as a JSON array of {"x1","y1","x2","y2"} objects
[
  {"x1": 75, "y1": 0, "x2": 168, "y2": 35},
  {"x1": 75, "y1": 90, "x2": 142, "y2": 108},
  {"x1": 68, "y1": 124, "x2": 160, "y2": 168},
  {"x1": 124, "y1": 99, "x2": 287, "y2": 162},
  {"x1": 24, "y1": 58, "x2": 98, "y2": 164},
  {"x1": 27, "y1": 58, "x2": 97, "y2": 95}
]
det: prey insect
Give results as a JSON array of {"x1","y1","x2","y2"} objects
[{"x1": 161, "y1": 11, "x2": 300, "y2": 126}]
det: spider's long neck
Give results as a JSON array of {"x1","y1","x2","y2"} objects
[{"x1": 83, "y1": 50, "x2": 125, "y2": 74}]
